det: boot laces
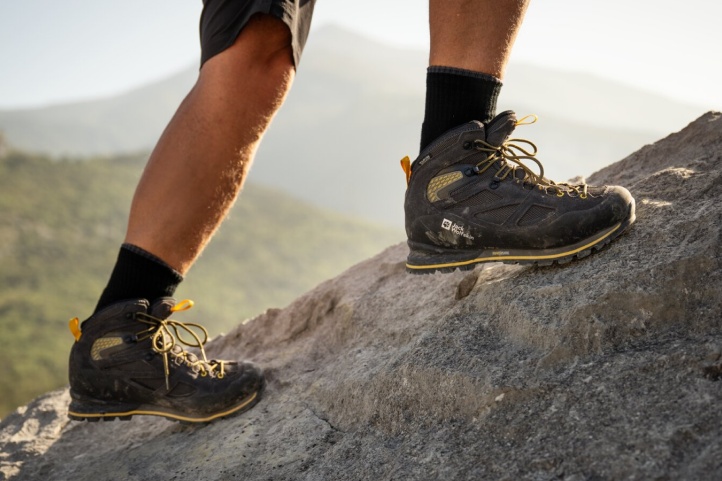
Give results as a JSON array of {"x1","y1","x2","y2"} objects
[
  {"x1": 135, "y1": 300, "x2": 226, "y2": 390},
  {"x1": 473, "y1": 116, "x2": 588, "y2": 199}
]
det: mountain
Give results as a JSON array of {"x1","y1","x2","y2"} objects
[
  {"x1": 0, "y1": 68, "x2": 197, "y2": 155},
  {"x1": 2, "y1": 112, "x2": 721, "y2": 480},
  {"x1": 0, "y1": 26, "x2": 705, "y2": 227},
  {"x1": 0, "y1": 150, "x2": 401, "y2": 418}
]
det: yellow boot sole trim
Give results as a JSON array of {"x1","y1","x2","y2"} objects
[
  {"x1": 407, "y1": 222, "x2": 621, "y2": 271},
  {"x1": 68, "y1": 391, "x2": 259, "y2": 423}
]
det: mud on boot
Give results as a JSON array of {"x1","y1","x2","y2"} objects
[
  {"x1": 68, "y1": 298, "x2": 264, "y2": 423},
  {"x1": 402, "y1": 110, "x2": 635, "y2": 273}
]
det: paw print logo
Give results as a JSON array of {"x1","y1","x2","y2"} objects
[{"x1": 441, "y1": 219, "x2": 452, "y2": 230}]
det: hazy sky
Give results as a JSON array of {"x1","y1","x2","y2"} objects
[{"x1": 0, "y1": 0, "x2": 719, "y2": 110}]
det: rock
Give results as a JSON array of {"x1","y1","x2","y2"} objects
[{"x1": 2, "y1": 112, "x2": 722, "y2": 481}]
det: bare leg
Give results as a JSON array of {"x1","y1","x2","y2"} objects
[
  {"x1": 429, "y1": 0, "x2": 530, "y2": 78},
  {"x1": 73, "y1": 14, "x2": 294, "y2": 424},
  {"x1": 124, "y1": 15, "x2": 294, "y2": 274}
]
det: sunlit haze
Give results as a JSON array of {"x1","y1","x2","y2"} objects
[{"x1": 0, "y1": 0, "x2": 719, "y2": 110}]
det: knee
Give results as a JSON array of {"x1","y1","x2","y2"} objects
[
  {"x1": 202, "y1": 14, "x2": 294, "y2": 81},
  {"x1": 237, "y1": 14, "x2": 293, "y2": 67}
]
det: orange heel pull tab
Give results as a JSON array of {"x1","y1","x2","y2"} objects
[
  {"x1": 400, "y1": 156, "x2": 412, "y2": 186},
  {"x1": 171, "y1": 299, "x2": 194, "y2": 313},
  {"x1": 69, "y1": 317, "x2": 82, "y2": 342}
]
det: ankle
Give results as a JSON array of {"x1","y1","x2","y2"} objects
[
  {"x1": 94, "y1": 244, "x2": 182, "y2": 314},
  {"x1": 420, "y1": 66, "x2": 502, "y2": 151}
]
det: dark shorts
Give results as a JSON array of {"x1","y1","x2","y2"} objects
[{"x1": 200, "y1": 0, "x2": 317, "y2": 67}]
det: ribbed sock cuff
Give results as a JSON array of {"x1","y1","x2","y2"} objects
[
  {"x1": 420, "y1": 66, "x2": 502, "y2": 151},
  {"x1": 94, "y1": 244, "x2": 183, "y2": 314}
]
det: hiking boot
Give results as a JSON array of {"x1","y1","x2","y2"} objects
[
  {"x1": 402, "y1": 110, "x2": 635, "y2": 273},
  {"x1": 67, "y1": 298, "x2": 263, "y2": 423}
]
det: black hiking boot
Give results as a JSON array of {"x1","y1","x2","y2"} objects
[
  {"x1": 403, "y1": 110, "x2": 636, "y2": 273},
  {"x1": 68, "y1": 298, "x2": 263, "y2": 423}
]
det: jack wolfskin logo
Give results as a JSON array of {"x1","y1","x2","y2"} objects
[{"x1": 441, "y1": 218, "x2": 475, "y2": 240}]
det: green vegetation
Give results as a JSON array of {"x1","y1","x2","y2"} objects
[{"x1": 0, "y1": 150, "x2": 402, "y2": 418}]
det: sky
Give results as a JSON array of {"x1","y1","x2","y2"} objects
[{"x1": 0, "y1": 0, "x2": 720, "y2": 110}]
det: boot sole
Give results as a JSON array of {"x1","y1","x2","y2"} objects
[
  {"x1": 406, "y1": 207, "x2": 635, "y2": 274},
  {"x1": 67, "y1": 387, "x2": 263, "y2": 424}
]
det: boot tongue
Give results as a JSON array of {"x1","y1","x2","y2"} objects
[
  {"x1": 485, "y1": 110, "x2": 517, "y2": 146},
  {"x1": 148, "y1": 297, "x2": 176, "y2": 319}
]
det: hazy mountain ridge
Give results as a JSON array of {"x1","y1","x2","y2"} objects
[
  {"x1": 0, "y1": 68, "x2": 197, "y2": 155},
  {"x1": 0, "y1": 26, "x2": 705, "y2": 227}
]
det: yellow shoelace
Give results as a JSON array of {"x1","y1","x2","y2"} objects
[
  {"x1": 135, "y1": 300, "x2": 226, "y2": 390},
  {"x1": 473, "y1": 115, "x2": 588, "y2": 199}
]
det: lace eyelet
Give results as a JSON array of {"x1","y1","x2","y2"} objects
[
  {"x1": 123, "y1": 334, "x2": 137, "y2": 344},
  {"x1": 462, "y1": 141, "x2": 472, "y2": 150},
  {"x1": 580, "y1": 193, "x2": 588, "y2": 199},
  {"x1": 490, "y1": 179, "x2": 500, "y2": 190},
  {"x1": 556, "y1": 190, "x2": 565, "y2": 197}
]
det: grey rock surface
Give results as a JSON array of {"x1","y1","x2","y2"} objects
[{"x1": 2, "y1": 112, "x2": 722, "y2": 480}]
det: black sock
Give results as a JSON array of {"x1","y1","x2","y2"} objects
[
  {"x1": 94, "y1": 243, "x2": 183, "y2": 314},
  {"x1": 420, "y1": 66, "x2": 503, "y2": 151}
]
